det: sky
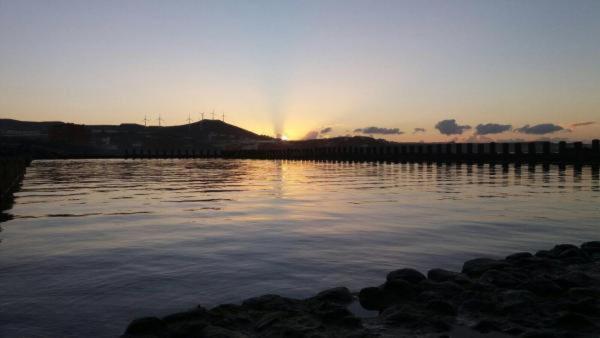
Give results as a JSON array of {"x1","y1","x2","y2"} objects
[{"x1": 0, "y1": 0, "x2": 599, "y2": 142}]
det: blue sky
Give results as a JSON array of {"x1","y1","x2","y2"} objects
[{"x1": 1, "y1": 0, "x2": 599, "y2": 141}]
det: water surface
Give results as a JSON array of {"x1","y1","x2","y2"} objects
[{"x1": 1, "y1": 159, "x2": 599, "y2": 337}]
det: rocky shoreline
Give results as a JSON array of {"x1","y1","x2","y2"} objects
[{"x1": 123, "y1": 242, "x2": 600, "y2": 337}]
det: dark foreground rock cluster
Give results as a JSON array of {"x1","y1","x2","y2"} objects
[{"x1": 123, "y1": 242, "x2": 600, "y2": 338}]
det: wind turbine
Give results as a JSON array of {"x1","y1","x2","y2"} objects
[
  {"x1": 157, "y1": 114, "x2": 164, "y2": 127},
  {"x1": 143, "y1": 115, "x2": 149, "y2": 127}
]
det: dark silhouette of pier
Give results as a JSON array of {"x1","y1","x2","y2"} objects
[{"x1": 124, "y1": 140, "x2": 600, "y2": 164}]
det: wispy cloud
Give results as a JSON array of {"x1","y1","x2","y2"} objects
[
  {"x1": 302, "y1": 130, "x2": 320, "y2": 140},
  {"x1": 571, "y1": 121, "x2": 595, "y2": 128},
  {"x1": 413, "y1": 127, "x2": 426, "y2": 134},
  {"x1": 320, "y1": 127, "x2": 332, "y2": 134},
  {"x1": 354, "y1": 126, "x2": 403, "y2": 135}
]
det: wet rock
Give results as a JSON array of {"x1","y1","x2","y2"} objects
[
  {"x1": 520, "y1": 277, "x2": 563, "y2": 296},
  {"x1": 358, "y1": 287, "x2": 386, "y2": 310},
  {"x1": 242, "y1": 294, "x2": 297, "y2": 311},
  {"x1": 386, "y1": 268, "x2": 426, "y2": 284},
  {"x1": 383, "y1": 279, "x2": 417, "y2": 299},
  {"x1": 201, "y1": 325, "x2": 248, "y2": 338},
  {"x1": 162, "y1": 306, "x2": 207, "y2": 324},
  {"x1": 581, "y1": 241, "x2": 600, "y2": 253},
  {"x1": 427, "y1": 268, "x2": 459, "y2": 282},
  {"x1": 472, "y1": 320, "x2": 503, "y2": 333},
  {"x1": 506, "y1": 252, "x2": 533, "y2": 261},
  {"x1": 125, "y1": 317, "x2": 167, "y2": 336},
  {"x1": 380, "y1": 305, "x2": 421, "y2": 326},
  {"x1": 479, "y1": 269, "x2": 521, "y2": 288},
  {"x1": 462, "y1": 258, "x2": 509, "y2": 277},
  {"x1": 313, "y1": 286, "x2": 353, "y2": 304},
  {"x1": 567, "y1": 287, "x2": 600, "y2": 299},
  {"x1": 459, "y1": 298, "x2": 496, "y2": 314},
  {"x1": 554, "y1": 312, "x2": 597, "y2": 330},
  {"x1": 549, "y1": 244, "x2": 579, "y2": 257},
  {"x1": 567, "y1": 298, "x2": 599, "y2": 315},
  {"x1": 554, "y1": 271, "x2": 593, "y2": 289},
  {"x1": 425, "y1": 300, "x2": 456, "y2": 316}
]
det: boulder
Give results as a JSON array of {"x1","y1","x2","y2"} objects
[
  {"x1": 313, "y1": 287, "x2": 353, "y2": 304},
  {"x1": 427, "y1": 268, "x2": 459, "y2": 282},
  {"x1": 386, "y1": 268, "x2": 426, "y2": 284},
  {"x1": 125, "y1": 317, "x2": 167, "y2": 336},
  {"x1": 462, "y1": 258, "x2": 509, "y2": 277}
]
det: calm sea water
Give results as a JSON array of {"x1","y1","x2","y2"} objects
[{"x1": 1, "y1": 159, "x2": 599, "y2": 337}]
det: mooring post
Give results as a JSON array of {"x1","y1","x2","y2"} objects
[
  {"x1": 542, "y1": 142, "x2": 551, "y2": 156},
  {"x1": 445, "y1": 143, "x2": 452, "y2": 156},
  {"x1": 514, "y1": 143, "x2": 523, "y2": 156},
  {"x1": 477, "y1": 143, "x2": 485, "y2": 155},
  {"x1": 558, "y1": 141, "x2": 567, "y2": 155},
  {"x1": 592, "y1": 139, "x2": 600, "y2": 153},
  {"x1": 455, "y1": 143, "x2": 463, "y2": 156},
  {"x1": 528, "y1": 142, "x2": 536, "y2": 157},
  {"x1": 466, "y1": 143, "x2": 474, "y2": 155},
  {"x1": 502, "y1": 143, "x2": 510, "y2": 156},
  {"x1": 489, "y1": 142, "x2": 496, "y2": 156},
  {"x1": 436, "y1": 144, "x2": 443, "y2": 155},
  {"x1": 574, "y1": 142, "x2": 583, "y2": 157}
]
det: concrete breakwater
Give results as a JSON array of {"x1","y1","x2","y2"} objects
[
  {"x1": 123, "y1": 242, "x2": 600, "y2": 338},
  {"x1": 0, "y1": 157, "x2": 30, "y2": 210},
  {"x1": 123, "y1": 140, "x2": 600, "y2": 164}
]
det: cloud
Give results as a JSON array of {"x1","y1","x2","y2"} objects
[
  {"x1": 571, "y1": 121, "x2": 595, "y2": 128},
  {"x1": 302, "y1": 130, "x2": 319, "y2": 140},
  {"x1": 475, "y1": 123, "x2": 512, "y2": 135},
  {"x1": 320, "y1": 127, "x2": 332, "y2": 134},
  {"x1": 413, "y1": 128, "x2": 426, "y2": 134},
  {"x1": 515, "y1": 123, "x2": 564, "y2": 135},
  {"x1": 354, "y1": 126, "x2": 403, "y2": 135},
  {"x1": 435, "y1": 119, "x2": 471, "y2": 135}
]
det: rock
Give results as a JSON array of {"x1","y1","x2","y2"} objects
[
  {"x1": 254, "y1": 312, "x2": 285, "y2": 331},
  {"x1": 479, "y1": 269, "x2": 521, "y2": 288},
  {"x1": 425, "y1": 300, "x2": 456, "y2": 316},
  {"x1": 567, "y1": 287, "x2": 600, "y2": 299},
  {"x1": 358, "y1": 287, "x2": 386, "y2": 310},
  {"x1": 313, "y1": 286, "x2": 353, "y2": 304},
  {"x1": 554, "y1": 312, "x2": 597, "y2": 330},
  {"x1": 382, "y1": 279, "x2": 417, "y2": 299},
  {"x1": 459, "y1": 298, "x2": 496, "y2": 314},
  {"x1": 386, "y1": 268, "x2": 426, "y2": 284},
  {"x1": 427, "y1": 268, "x2": 459, "y2": 282},
  {"x1": 520, "y1": 277, "x2": 563, "y2": 296},
  {"x1": 581, "y1": 241, "x2": 600, "y2": 253},
  {"x1": 125, "y1": 317, "x2": 167, "y2": 336},
  {"x1": 201, "y1": 325, "x2": 248, "y2": 338},
  {"x1": 567, "y1": 298, "x2": 599, "y2": 315},
  {"x1": 242, "y1": 294, "x2": 296, "y2": 311},
  {"x1": 462, "y1": 258, "x2": 509, "y2": 277},
  {"x1": 472, "y1": 320, "x2": 503, "y2": 333},
  {"x1": 554, "y1": 271, "x2": 593, "y2": 289},
  {"x1": 421, "y1": 280, "x2": 463, "y2": 298},
  {"x1": 380, "y1": 305, "x2": 421, "y2": 326},
  {"x1": 499, "y1": 290, "x2": 536, "y2": 313},
  {"x1": 549, "y1": 244, "x2": 579, "y2": 256},
  {"x1": 505, "y1": 252, "x2": 533, "y2": 261},
  {"x1": 162, "y1": 306, "x2": 207, "y2": 324}
]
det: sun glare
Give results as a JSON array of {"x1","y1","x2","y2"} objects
[{"x1": 281, "y1": 135, "x2": 289, "y2": 141}]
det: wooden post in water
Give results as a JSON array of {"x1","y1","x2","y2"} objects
[
  {"x1": 542, "y1": 142, "x2": 551, "y2": 156},
  {"x1": 489, "y1": 142, "x2": 496, "y2": 156},
  {"x1": 514, "y1": 143, "x2": 523, "y2": 156},
  {"x1": 592, "y1": 139, "x2": 599, "y2": 153},
  {"x1": 466, "y1": 143, "x2": 474, "y2": 155},
  {"x1": 558, "y1": 141, "x2": 567, "y2": 155},
  {"x1": 528, "y1": 142, "x2": 537, "y2": 157}
]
